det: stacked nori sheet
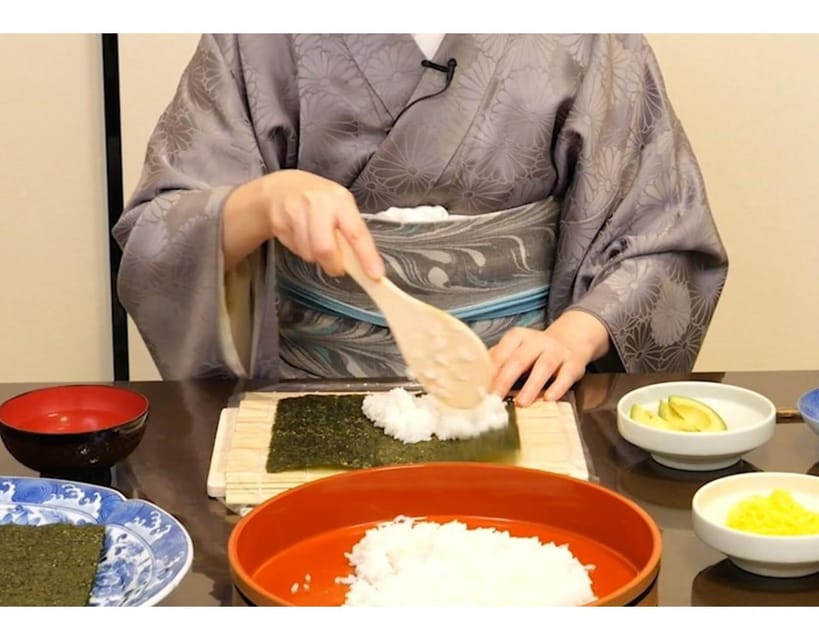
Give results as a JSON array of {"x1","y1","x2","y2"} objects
[
  {"x1": 0, "y1": 523, "x2": 105, "y2": 606},
  {"x1": 267, "y1": 394, "x2": 519, "y2": 473}
]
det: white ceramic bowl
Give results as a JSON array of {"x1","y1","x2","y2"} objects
[
  {"x1": 616, "y1": 381, "x2": 775, "y2": 471},
  {"x1": 692, "y1": 471, "x2": 819, "y2": 578},
  {"x1": 797, "y1": 387, "x2": 819, "y2": 438}
]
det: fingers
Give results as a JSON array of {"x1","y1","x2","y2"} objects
[
  {"x1": 490, "y1": 328, "x2": 563, "y2": 404},
  {"x1": 515, "y1": 352, "x2": 560, "y2": 407},
  {"x1": 276, "y1": 177, "x2": 381, "y2": 279},
  {"x1": 336, "y1": 202, "x2": 384, "y2": 280},
  {"x1": 540, "y1": 360, "x2": 585, "y2": 403},
  {"x1": 277, "y1": 195, "x2": 333, "y2": 271},
  {"x1": 489, "y1": 328, "x2": 588, "y2": 408},
  {"x1": 307, "y1": 193, "x2": 344, "y2": 277},
  {"x1": 488, "y1": 329, "x2": 528, "y2": 398}
]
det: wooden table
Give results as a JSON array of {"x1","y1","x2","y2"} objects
[{"x1": 1, "y1": 371, "x2": 818, "y2": 606}]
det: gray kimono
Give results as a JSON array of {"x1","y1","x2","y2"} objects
[{"x1": 113, "y1": 34, "x2": 728, "y2": 381}]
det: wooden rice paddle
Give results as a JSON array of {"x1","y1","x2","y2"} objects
[{"x1": 336, "y1": 232, "x2": 493, "y2": 410}]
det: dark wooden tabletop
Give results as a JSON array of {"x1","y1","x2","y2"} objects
[{"x1": 1, "y1": 371, "x2": 818, "y2": 606}]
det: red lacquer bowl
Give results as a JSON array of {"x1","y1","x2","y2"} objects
[
  {"x1": 0, "y1": 384, "x2": 149, "y2": 475},
  {"x1": 228, "y1": 462, "x2": 663, "y2": 607}
]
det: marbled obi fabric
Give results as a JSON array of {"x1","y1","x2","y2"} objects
[{"x1": 277, "y1": 199, "x2": 560, "y2": 377}]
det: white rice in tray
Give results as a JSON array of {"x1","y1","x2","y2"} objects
[
  {"x1": 361, "y1": 388, "x2": 509, "y2": 444},
  {"x1": 335, "y1": 516, "x2": 597, "y2": 606}
]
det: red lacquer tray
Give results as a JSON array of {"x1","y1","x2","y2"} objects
[{"x1": 228, "y1": 462, "x2": 662, "y2": 606}]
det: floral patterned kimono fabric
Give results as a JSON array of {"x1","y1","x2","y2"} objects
[{"x1": 113, "y1": 34, "x2": 729, "y2": 381}]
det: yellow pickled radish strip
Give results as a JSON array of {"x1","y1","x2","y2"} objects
[{"x1": 726, "y1": 488, "x2": 819, "y2": 535}]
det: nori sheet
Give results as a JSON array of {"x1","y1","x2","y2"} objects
[
  {"x1": 0, "y1": 523, "x2": 105, "y2": 606},
  {"x1": 266, "y1": 394, "x2": 520, "y2": 473}
]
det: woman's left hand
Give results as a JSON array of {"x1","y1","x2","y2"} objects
[{"x1": 488, "y1": 310, "x2": 611, "y2": 407}]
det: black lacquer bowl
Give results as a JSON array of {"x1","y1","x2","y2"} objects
[{"x1": 0, "y1": 385, "x2": 149, "y2": 476}]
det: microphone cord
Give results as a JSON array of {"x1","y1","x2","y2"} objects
[{"x1": 386, "y1": 58, "x2": 457, "y2": 132}]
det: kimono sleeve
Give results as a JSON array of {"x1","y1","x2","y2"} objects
[
  {"x1": 547, "y1": 35, "x2": 729, "y2": 373},
  {"x1": 112, "y1": 34, "x2": 289, "y2": 379}
]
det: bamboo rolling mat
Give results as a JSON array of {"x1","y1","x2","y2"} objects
[{"x1": 208, "y1": 390, "x2": 591, "y2": 508}]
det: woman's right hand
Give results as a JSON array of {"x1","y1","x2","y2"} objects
[{"x1": 222, "y1": 169, "x2": 384, "y2": 279}]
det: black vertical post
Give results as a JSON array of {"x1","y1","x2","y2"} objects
[{"x1": 101, "y1": 34, "x2": 130, "y2": 381}]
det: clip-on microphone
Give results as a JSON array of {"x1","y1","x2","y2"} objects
[
  {"x1": 387, "y1": 58, "x2": 458, "y2": 131},
  {"x1": 421, "y1": 57, "x2": 458, "y2": 86}
]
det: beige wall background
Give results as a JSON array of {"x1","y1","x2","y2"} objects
[
  {"x1": 1, "y1": 34, "x2": 817, "y2": 383},
  {"x1": 0, "y1": 35, "x2": 112, "y2": 383}
]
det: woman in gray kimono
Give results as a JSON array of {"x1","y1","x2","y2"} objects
[{"x1": 113, "y1": 34, "x2": 728, "y2": 407}]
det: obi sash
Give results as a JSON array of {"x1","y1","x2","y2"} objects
[{"x1": 276, "y1": 198, "x2": 560, "y2": 378}]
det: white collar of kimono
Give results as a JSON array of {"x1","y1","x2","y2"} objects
[{"x1": 413, "y1": 33, "x2": 444, "y2": 59}]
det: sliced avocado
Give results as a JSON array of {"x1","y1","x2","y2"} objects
[
  {"x1": 668, "y1": 395, "x2": 727, "y2": 432},
  {"x1": 658, "y1": 399, "x2": 701, "y2": 432},
  {"x1": 629, "y1": 404, "x2": 674, "y2": 430}
]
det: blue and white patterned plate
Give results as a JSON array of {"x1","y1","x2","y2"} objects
[{"x1": 0, "y1": 475, "x2": 193, "y2": 606}]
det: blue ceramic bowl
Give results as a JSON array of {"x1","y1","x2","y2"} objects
[{"x1": 797, "y1": 387, "x2": 819, "y2": 438}]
